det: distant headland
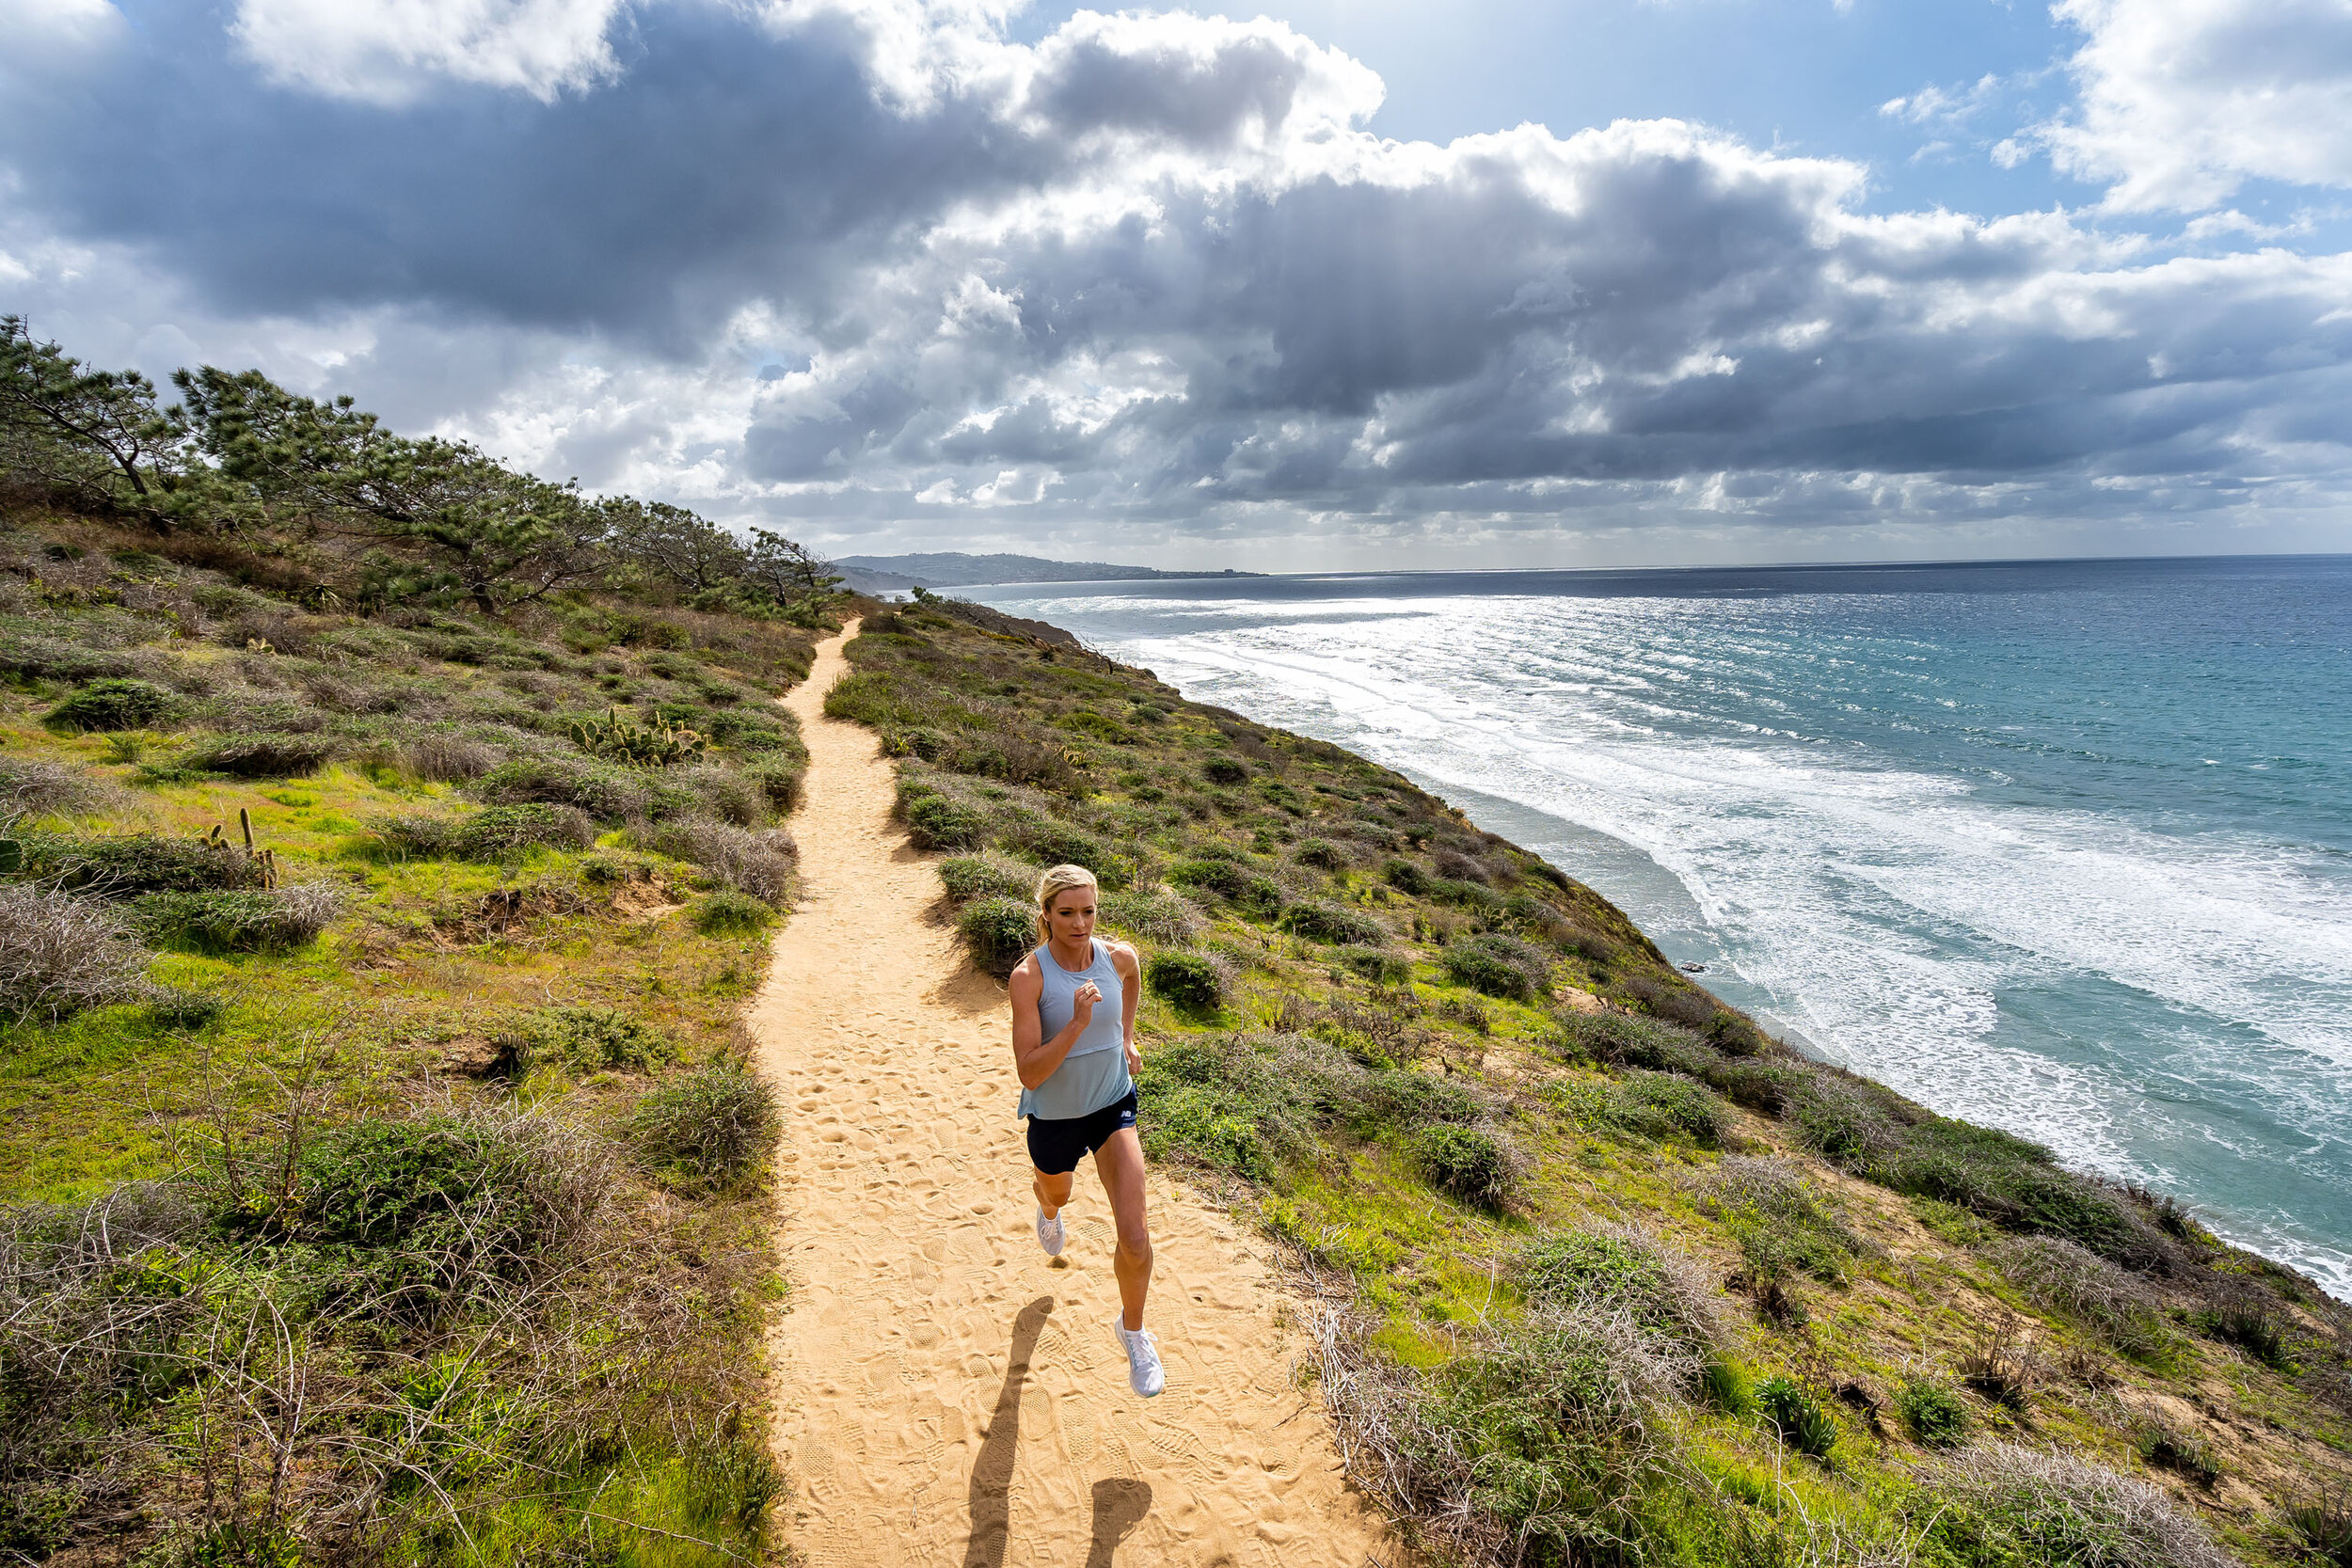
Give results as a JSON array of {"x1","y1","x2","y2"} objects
[{"x1": 831, "y1": 550, "x2": 1263, "y2": 594}]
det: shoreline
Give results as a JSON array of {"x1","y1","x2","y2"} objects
[{"x1": 970, "y1": 584, "x2": 2352, "y2": 1307}]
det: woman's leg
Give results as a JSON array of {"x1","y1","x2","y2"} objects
[
  {"x1": 1033, "y1": 1166, "x2": 1075, "y2": 1218},
  {"x1": 1091, "y1": 1128, "x2": 1152, "y2": 1330}
]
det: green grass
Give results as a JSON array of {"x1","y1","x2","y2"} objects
[
  {"x1": 0, "y1": 505, "x2": 817, "y2": 1565},
  {"x1": 839, "y1": 601, "x2": 2352, "y2": 1568}
]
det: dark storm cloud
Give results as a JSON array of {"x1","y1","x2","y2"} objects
[
  {"x1": 3, "y1": 0, "x2": 2349, "y2": 552},
  {"x1": 0, "y1": 4, "x2": 1056, "y2": 347}
]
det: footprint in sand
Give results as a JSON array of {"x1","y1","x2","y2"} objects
[{"x1": 752, "y1": 625, "x2": 1391, "y2": 1568}]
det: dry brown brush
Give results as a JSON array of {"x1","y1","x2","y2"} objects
[
  {"x1": 0, "y1": 882, "x2": 153, "y2": 1022},
  {"x1": 0, "y1": 1100, "x2": 778, "y2": 1563}
]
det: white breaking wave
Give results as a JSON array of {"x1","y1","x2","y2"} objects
[{"x1": 1003, "y1": 586, "x2": 2352, "y2": 1296}]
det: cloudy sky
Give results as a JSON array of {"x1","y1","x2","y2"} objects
[{"x1": 4, "y1": 0, "x2": 2350, "y2": 570}]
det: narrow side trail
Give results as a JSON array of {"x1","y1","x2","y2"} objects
[{"x1": 750, "y1": 626, "x2": 1391, "y2": 1568}]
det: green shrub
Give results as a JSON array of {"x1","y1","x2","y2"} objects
[
  {"x1": 56, "y1": 832, "x2": 266, "y2": 895},
  {"x1": 1279, "y1": 899, "x2": 1388, "y2": 946},
  {"x1": 938, "y1": 853, "x2": 1034, "y2": 905},
  {"x1": 1894, "y1": 1376, "x2": 1971, "y2": 1448},
  {"x1": 1168, "y1": 856, "x2": 1284, "y2": 916},
  {"x1": 1098, "y1": 888, "x2": 1204, "y2": 943},
  {"x1": 577, "y1": 853, "x2": 632, "y2": 885},
  {"x1": 1995, "y1": 1236, "x2": 2173, "y2": 1364},
  {"x1": 2129, "y1": 1413, "x2": 2220, "y2": 1487},
  {"x1": 1694, "y1": 1156, "x2": 1857, "y2": 1287},
  {"x1": 1416, "y1": 1124, "x2": 1517, "y2": 1209},
  {"x1": 1756, "y1": 1376, "x2": 1837, "y2": 1459},
  {"x1": 1335, "y1": 944, "x2": 1409, "y2": 985},
  {"x1": 2193, "y1": 1294, "x2": 2293, "y2": 1370},
  {"x1": 1441, "y1": 931, "x2": 1549, "y2": 1000},
  {"x1": 250, "y1": 1110, "x2": 608, "y2": 1324},
  {"x1": 1431, "y1": 877, "x2": 1505, "y2": 916},
  {"x1": 1621, "y1": 973, "x2": 1721, "y2": 1030},
  {"x1": 1440, "y1": 946, "x2": 1527, "y2": 999},
  {"x1": 627, "y1": 1061, "x2": 779, "y2": 1193},
  {"x1": 1399, "y1": 1307, "x2": 1685, "y2": 1564},
  {"x1": 1916, "y1": 1443, "x2": 2232, "y2": 1568},
  {"x1": 1548, "y1": 1008, "x2": 2173, "y2": 1271},
  {"x1": 1382, "y1": 857, "x2": 1434, "y2": 895},
  {"x1": 959, "y1": 895, "x2": 1037, "y2": 977},
  {"x1": 516, "y1": 1006, "x2": 676, "y2": 1073},
  {"x1": 373, "y1": 802, "x2": 595, "y2": 861},
  {"x1": 1518, "y1": 1226, "x2": 1721, "y2": 1354},
  {"x1": 2286, "y1": 1495, "x2": 2352, "y2": 1568},
  {"x1": 1599, "y1": 1071, "x2": 1730, "y2": 1146},
  {"x1": 905, "y1": 791, "x2": 989, "y2": 850},
  {"x1": 471, "y1": 754, "x2": 654, "y2": 820},
  {"x1": 1359, "y1": 1069, "x2": 1480, "y2": 1132},
  {"x1": 0, "y1": 632, "x2": 136, "y2": 683},
  {"x1": 1549, "y1": 1009, "x2": 1717, "y2": 1073},
  {"x1": 1135, "y1": 1031, "x2": 1362, "y2": 1180},
  {"x1": 467, "y1": 802, "x2": 596, "y2": 857},
  {"x1": 1006, "y1": 818, "x2": 1131, "y2": 889},
  {"x1": 1235, "y1": 874, "x2": 1287, "y2": 918},
  {"x1": 739, "y1": 753, "x2": 807, "y2": 814},
  {"x1": 1879, "y1": 1120, "x2": 2162, "y2": 1266},
  {"x1": 43, "y1": 677, "x2": 180, "y2": 733},
  {"x1": 1201, "y1": 756, "x2": 1248, "y2": 785},
  {"x1": 691, "y1": 889, "x2": 774, "y2": 934},
  {"x1": 1168, "y1": 856, "x2": 1252, "y2": 900},
  {"x1": 179, "y1": 731, "x2": 333, "y2": 779},
  {"x1": 1291, "y1": 837, "x2": 1349, "y2": 870},
  {"x1": 131, "y1": 883, "x2": 342, "y2": 953},
  {"x1": 1145, "y1": 950, "x2": 1227, "y2": 1014}
]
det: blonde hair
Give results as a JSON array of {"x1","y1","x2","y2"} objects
[{"x1": 1034, "y1": 863, "x2": 1100, "y2": 939}]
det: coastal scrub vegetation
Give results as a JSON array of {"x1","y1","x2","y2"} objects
[
  {"x1": 843, "y1": 600, "x2": 2352, "y2": 1567},
  {"x1": 1, "y1": 324, "x2": 842, "y2": 1563}
]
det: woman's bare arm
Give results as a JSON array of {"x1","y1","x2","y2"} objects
[
  {"x1": 1111, "y1": 942, "x2": 1142, "y2": 1073},
  {"x1": 1010, "y1": 958, "x2": 1102, "y2": 1089}
]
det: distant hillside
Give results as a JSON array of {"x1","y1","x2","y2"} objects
[{"x1": 831, "y1": 550, "x2": 1262, "y2": 592}]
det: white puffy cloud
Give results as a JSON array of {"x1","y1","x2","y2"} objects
[
  {"x1": 231, "y1": 0, "x2": 630, "y2": 104},
  {"x1": 1, "y1": 0, "x2": 2349, "y2": 563},
  {"x1": 1879, "y1": 73, "x2": 2002, "y2": 129},
  {"x1": 2043, "y1": 0, "x2": 2352, "y2": 211}
]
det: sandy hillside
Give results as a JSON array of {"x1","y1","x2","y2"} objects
[{"x1": 750, "y1": 625, "x2": 1394, "y2": 1567}]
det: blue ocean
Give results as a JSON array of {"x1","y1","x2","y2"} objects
[{"x1": 965, "y1": 557, "x2": 2352, "y2": 1296}]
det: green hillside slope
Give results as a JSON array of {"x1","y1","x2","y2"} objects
[
  {"x1": 1, "y1": 319, "x2": 839, "y2": 1566},
  {"x1": 830, "y1": 598, "x2": 2352, "y2": 1568}
]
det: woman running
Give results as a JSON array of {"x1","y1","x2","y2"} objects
[{"x1": 1007, "y1": 863, "x2": 1163, "y2": 1397}]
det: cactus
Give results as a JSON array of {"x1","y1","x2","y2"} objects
[{"x1": 568, "y1": 706, "x2": 707, "y2": 768}]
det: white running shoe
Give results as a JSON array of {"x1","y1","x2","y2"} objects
[
  {"x1": 1113, "y1": 1317, "x2": 1165, "y2": 1398},
  {"x1": 1035, "y1": 1208, "x2": 1065, "y2": 1257}
]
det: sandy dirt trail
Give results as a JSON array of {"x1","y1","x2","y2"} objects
[{"x1": 749, "y1": 626, "x2": 1392, "y2": 1568}]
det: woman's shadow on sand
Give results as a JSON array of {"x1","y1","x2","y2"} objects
[{"x1": 964, "y1": 1297, "x2": 1153, "y2": 1567}]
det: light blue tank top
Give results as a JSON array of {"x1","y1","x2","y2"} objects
[{"x1": 1019, "y1": 938, "x2": 1133, "y2": 1121}]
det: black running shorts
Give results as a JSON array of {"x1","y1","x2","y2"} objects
[{"x1": 1025, "y1": 1089, "x2": 1139, "y2": 1176}]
